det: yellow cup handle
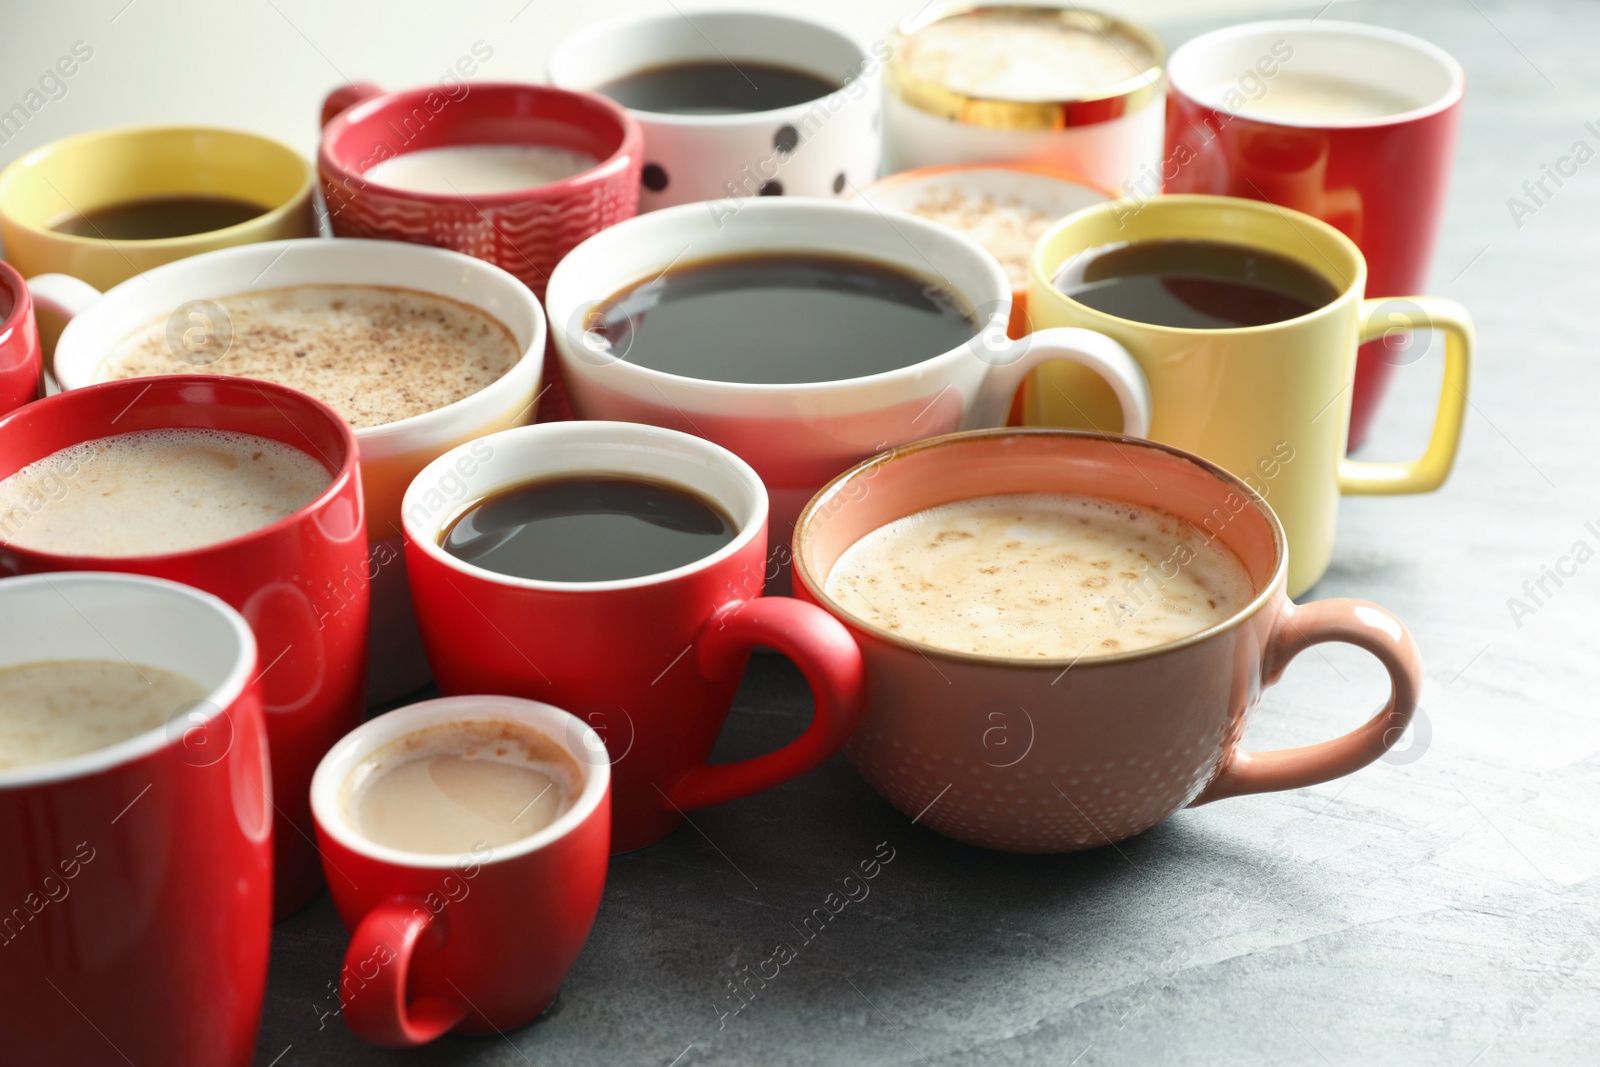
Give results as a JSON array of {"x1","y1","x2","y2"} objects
[{"x1": 1338, "y1": 296, "x2": 1473, "y2": 496}]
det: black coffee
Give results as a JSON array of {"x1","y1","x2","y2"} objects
[
  {"x1": 1053, "y1": 239, "x2": 1340, "y2": 329},
  {"x1": 588, "y1": 252, "x2": 976, "y2": 385},
  {"x1": 595, "y1": 60, "x2": 840, "y2": 115},
  {"x1": 51, "y1": 195, "x2": 269, "y2": 240},
  {"x1": 441, "y1": 474, "x2": 737, "y2": 583}
]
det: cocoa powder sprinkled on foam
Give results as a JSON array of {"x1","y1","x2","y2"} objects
[{"x1": 95, "y1": 285, "x2": 521, "y2": 430}]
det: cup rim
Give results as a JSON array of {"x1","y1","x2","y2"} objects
[
  {"x1": 402, "y1": 420, "x2": 769, "y2": 593},
  {"x1": 1028, "y1": 193, "x2": 1366, "y2": 336},
  {"x1": 547, "y1": 197, "x2": 1011, "y2": 396},
  {"x1": 0, "y1": 260, "x2": 31, "y2": 342},
  {"x1": 318, "y1": 81, "x2": 645, "y2": 208},
  {"x1": 791, "y1": 427, "x2": 1287, "y2": 669},
  {"x1": 856, "y1": 161, "x2": 1116, "y2": 202},
  {"x1": 0, "y1": 571, "x2": 257, "y2": 790},
  {"x1": 48, "y1": 237, "x2": 547, "y2": 445},
  {"x1": 887, "y1": 2, "x2": 1167, "y2": 129},
  {"x1": 309, "y1": 694, "x2": 610, "y2": 870},
  {"x1": 547, "y1": 8, "x2": 873, "y2": 126},
  {"x1": 0, "y1": 124, "x2": 316, "y2": 250},
  {"x1": 1167, "y1": 19, "x2": 1466, "y2": 130},
  {"x1": 0, "y1": 375, "x2": 362, "y2": 566}
]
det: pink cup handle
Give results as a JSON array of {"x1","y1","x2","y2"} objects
[
  {"x1": 666, "y1": 598, "x2": 864, "y2": 811},
  {"x1": 341, "y1": 899, "x2": 467, "y2": 1048},
  {"x1": 322, "y1": 82, "x2": 386, "y2": 128},
  {"x1": 1191, "y1": 599, "x2": 1421, "y2": 805}
]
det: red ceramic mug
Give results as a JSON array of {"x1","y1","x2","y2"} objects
[
  {"x1": 401, "y1": 420, "x2": 865, "y2": 851},
  {"x1": 311, "y1": 694, "x2": 610, "y2": 1047},
  {"x1": 0, "y1": 261, "x2": 42, "y2": 416},
  {"x1": 0, "y1": 376, "x2": 368, "y2": 915},
  {"x1": 1163, "y1": 20, "x2": 1465, "y2": 449},
  {"x1": 0, "y1": 572, "x2": 271, "y2": 1066},
  {"x1": 793, "y1": 429, "x2": 1424, "y2": 852},
  {"x1": 320, "y1": 80, "x2": 643, "y2": 421}
]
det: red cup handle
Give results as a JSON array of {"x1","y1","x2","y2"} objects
[
  {"x1": 1191, "y1": 599, "x2": 1421, "y2": 805},
  {"x1": 340, "y1": 898, "x2": 466, "y2": 1048},
  {"x1": 666, "y1": 598, "x2": 864, "y2": 811},
  {"x1": 322, "y1": 81, "x2": 386, "y2": 128}
]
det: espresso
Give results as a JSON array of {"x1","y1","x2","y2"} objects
[
  {"x1": 1220, "y1": 71, "x2": 1415, "y2": 121},
  {"x1": 343, "y1": 720, "x2": 576, "y2": 855},
  {"x1": 823, "y1": 493, "x2": 1254, "y2": 658},
  {"x1": 588, "y1": 252, "x2": 976, "y2": 384},
  {"x1": 596, "y1": 60, "x2": 840, "y2": 115},
  {"x1": 364, "y1": 144, "x2": 599, "y2": 195},
  {"x1": 443, "y1": 474, "x2": 736, "y2": 582},
  {"x1": 51, "y1": 195, "x2": 268, "y2": 240},
  {"x1": 0, "y1": 428, "x2": 330, "y2": 557},
  {"x1": 1054, "y1": 239, "x2": 1339, "y2": 329},
  {"x1": 900, "y1": 9, "x2": 1154, "y2": 101},
  {"x1": 96, "y1": 285, "x2": 521, "y2": 429},
  {"x1": 0, "y1": 660, "x2": 207, "y2": 769}
]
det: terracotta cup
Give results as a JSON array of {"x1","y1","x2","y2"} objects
[
  {"x1": 792, "y1": 429, "x2": 1424, "y2": 853},
  {"x1": 0, "y1": 572, "x2": 271, "y2": 1066}
]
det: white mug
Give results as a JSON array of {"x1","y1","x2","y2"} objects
[
  {"x1": 34, "y1": 237, "x2": 547, "y2": 703},
  {"x1": 549, "y1": 10, "x2": 882, "y2": 213},
  {"x1": 544, "y1": 198, "x2": 1152, "y2": 585}
]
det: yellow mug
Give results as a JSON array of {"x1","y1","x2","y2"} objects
[
  {"x1": 1026, "y1": 194, "x2": 1471, "y2": 596},
  {"x1": 0, "y1": 124, "x2": 316, "y2": 352}
]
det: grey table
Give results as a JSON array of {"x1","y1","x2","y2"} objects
[{"x1": 257, "y1": 1, "x2": 1600, "y2": 1063}]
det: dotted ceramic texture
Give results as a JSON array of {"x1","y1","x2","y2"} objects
[{"x1": 322, "y1": 157, "x2": 642, "y2": 300}]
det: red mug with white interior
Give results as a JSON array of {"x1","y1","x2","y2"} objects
[
  {"x1": 0, "y1": 261, "x2": 42, "y2": 416},
  {"x1": 401, "y1": 420, "x2": 865, "y2": 851},
  {"x1": 0, "y1": 375, "x2": 368, "y2": 915},
  {"x1": 1163, "y1": 20, "x2": 1465, "y2": 449},
  {"x1": 311, "y1": 694, "x2": 610, "y2": 1047},
  {"x1": 0, "y1": 572, "x2": 271, "y2": 1066},
  {"x1": 320, "y1": 80, "x2": 643, "y2": 420}
]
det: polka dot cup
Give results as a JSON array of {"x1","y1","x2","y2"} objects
[
  {"x1": 792, "y1": 429, "x2": 1424, "y2": 853},
  {"x1": 550, "y1": 11, "x2": 881, "y2": 213}
]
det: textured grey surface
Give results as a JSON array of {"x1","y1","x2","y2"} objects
[{"x1": 256, "y1": 1, "x2": 1600, "y2": 1063}]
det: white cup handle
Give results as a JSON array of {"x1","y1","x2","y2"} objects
[
  {"x1": 27, "y1": 273, "x2": 104, "y2": 324},
  {"x1": 968, "y1": 324, "x2": 1152, "y2": 437}
]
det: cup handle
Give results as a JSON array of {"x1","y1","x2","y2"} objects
[
  {"x1": 321, "y1": 82, "x2": 387, "y2": 128},
  {"x1": 1339, "y1": 296, "x2": 1473, "y2": 495},
  {"x1": 340, "y1": 898, "x2": 467, "y2": 1048},
  {"x1": 665, "y1": 598, "x2": 864, "y2": 812},
  {"x1": 1190, "y1": 598, "x2": 1421, "y2": 805},
  {"x1": 27, "y1": 273, "x2": 103, "y2": 325},
  {"x1": 968, "y1": 324, "x2": 1152, "y2": 436}
]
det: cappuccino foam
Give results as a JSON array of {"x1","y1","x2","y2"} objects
[
  {"x1": 365, "y1": 144, "x2": 598, "y2": 195},
  {"x1": 96, "y1": 285, "x2": 521, "y2": 429},
  {"x1": 823, "y1": 494, "x2": 1254, "y2": 658},
  {"x1": 0, "y1": 428, "x2": 330, "y2": 557},
  {"x1": 343, "y1": 720, "x2": 576, "y2": 856},
  {"x1": 1217, "y1": 71, "x2": 1415, "y2": 122},
  {"x1": 901, "y1": 9, "x2": 1154, "y2": 101},
  {"x1": 0, "y1": 659, "x2": 207, "y2": 770}
]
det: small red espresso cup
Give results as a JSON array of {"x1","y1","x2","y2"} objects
[
  {"x1": 0, "y1": 376, "x2": 369, "y2": 915},
  {"x1": 0, "y1": 572, "x2": 271, "y2": 1066},
  {"x1": 311, "y1": 695, "x2": 610, "y2": 1047},
  {"x1": 1163, "y1": 21, "x2": 1465, "y2": 448},
  {"x1": 402, "y1": 420, "x2": 865, "y2": 851},
  {"x1": 0, "y1": 261, "x2": 42, "y2": 416},
  {"x1": 320, "y1": 81, "x2": 643, "y2": 421}
]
